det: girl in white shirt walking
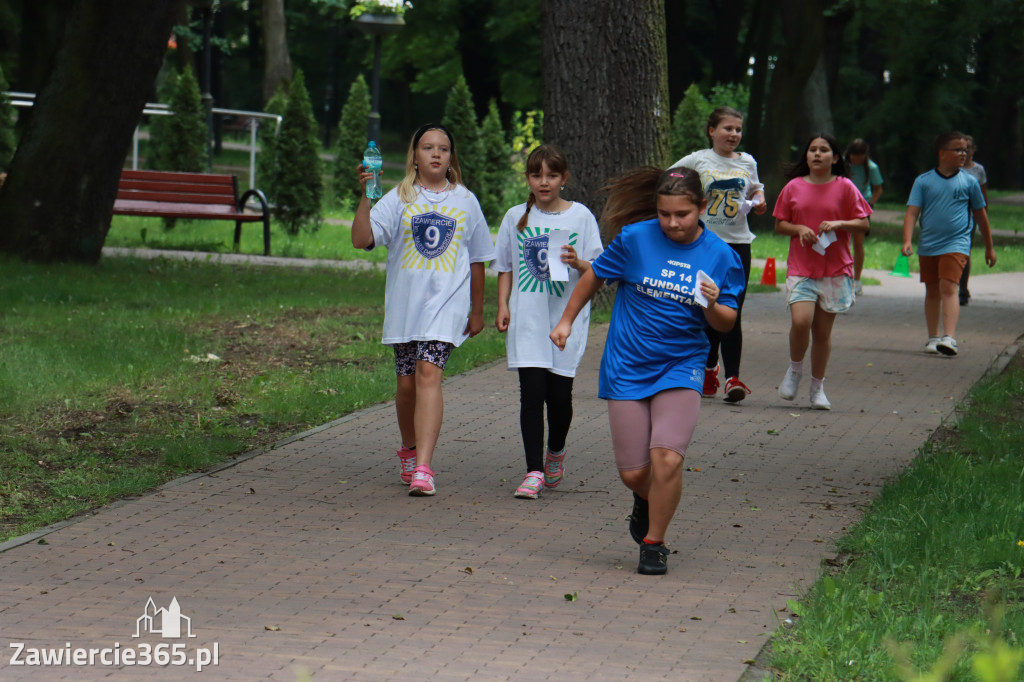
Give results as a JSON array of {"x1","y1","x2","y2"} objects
[
  {"x1": 670, "y1": 106, "x2": 766, "y2": 403},
  {"x1": 353, "y1": 123, "x2": 496, "y2": 496},
  {"x1": 494, "y1": 145, "x2": 603, "y2": 499}
]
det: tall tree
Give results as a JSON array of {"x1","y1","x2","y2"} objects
[
  {"x1": 542, "y1": 0, "x2": 671, "y2": 227},
  {"x1": 0, "y1": 0, "x2": 182, "y2": 263},
  {"x1": 747, "y1": 0, "x2": 827, "y2": 202},
  {"x1": 261, "y1": 0, "x2": 293, "y2": 104}
]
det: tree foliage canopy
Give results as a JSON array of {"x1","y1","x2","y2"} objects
[{"x1": 1, "y1": 0, "x2": 1022, "y2": 262}]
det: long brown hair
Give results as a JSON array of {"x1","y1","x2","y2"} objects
[
  {"x1": 599, "y1": 166, "x2": 705, "y2": 241},
  {"x1": 784, "y1": 133, "x2": 849, "y2": 181},
  {"x1": 515, "y1": 145, "x2": 569, "y2": 230}
]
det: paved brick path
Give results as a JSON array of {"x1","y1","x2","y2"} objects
[{"x1": 2, "y1": 268, "x2": 1022, "y2": 681}]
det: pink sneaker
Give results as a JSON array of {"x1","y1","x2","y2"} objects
[
  {"x1": 408, "y1": 465, "x2": 436, "y2": 496},
  {"x1": 397, "y1": 446, "x2": 416, "y2": 484},
  {"x1": 515, "y1": 471, "x2": 545, "y2": 499},
  {"x1": 544, "y1": 449, "x2": 565, "y2": 488}
]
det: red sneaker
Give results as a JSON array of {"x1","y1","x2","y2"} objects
[
  {"x1": 702, "y1": 365, "x2": 720, "y2": 397},
  {"x1": 723, "y1": 376, "x2": 752, "y2": 403}
]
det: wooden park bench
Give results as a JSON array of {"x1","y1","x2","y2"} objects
[{"x1": 113, "y1": 169, "x2": 272, "y2": 256}]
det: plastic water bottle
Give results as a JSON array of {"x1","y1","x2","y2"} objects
[{"x1": 363, "y1": 141, "x2": 383, "y2": 199}]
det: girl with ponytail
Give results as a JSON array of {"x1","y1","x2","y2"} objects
[{"x1": 494, "y1": 145, "x2": 603, "y2": 500}]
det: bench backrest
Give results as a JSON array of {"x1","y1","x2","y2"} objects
[{"x1": 118, "y1": 170, "x2": 239, "y2": 207}]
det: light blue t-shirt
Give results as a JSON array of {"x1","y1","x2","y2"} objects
[
  {"x1": 591, "y1": 220, "x2": 744, "y2": 400},
  {"x1": 850, "y1": 159, "x2": 883, "y2": 202},
  {"x1": 907, "y1": 169, "x2": 986, "y2": 257}
]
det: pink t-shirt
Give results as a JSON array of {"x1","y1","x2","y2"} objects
[{"x1": 772, "y1": 176, "x2": 872, "y2": 278}]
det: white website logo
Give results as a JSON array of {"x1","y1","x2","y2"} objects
[
  {"x1": 9, "y1": 596, "x2": 217, "y2": 671},
  {"x1": 134, "y1": 597, "x2": 196, "y2": 639}
]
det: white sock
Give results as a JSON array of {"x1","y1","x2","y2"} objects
[
  {"x1": 790, "y1": 360, "x2": 804, "y2": 374},
  {"x1": 810, "y1": 376, "x2": 824, "y2": 390}
]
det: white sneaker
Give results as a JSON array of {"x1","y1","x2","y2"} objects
[
  {"x1": 778, "y1": 367, "x2": 802, "y2": 401},
  {"x1": 810, "y1": 384, "x2": 832, "y2": 410},
  {"x1": 924, "y1": 337, "x2": 941, "y2": 354},
  {"x1": 854, "y1": 280, "x2": 863, "y2": 296},
  {"x1": 936, "y1": 335, "x2": 958, "y2": 356}
]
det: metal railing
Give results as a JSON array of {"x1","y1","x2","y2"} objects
[{"x1": 4, "y1": 92, "x2": 281, "y2": 190}]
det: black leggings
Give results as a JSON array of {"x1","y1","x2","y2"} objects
[
  {"x1": 518, "y1": 368, "x2": 574, "y2": 472},
  {"x1": 705, "y1": 242, "x2": 751, "y2": 379}
]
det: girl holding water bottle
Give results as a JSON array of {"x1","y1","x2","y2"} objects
[
  {"x1": 494, "y1": 145, "x2": 603, "y2": 499},
  {"x1": 353, "y1": 123, "x2": 496, "y2": 496}
]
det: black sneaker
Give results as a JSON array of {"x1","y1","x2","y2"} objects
[
  {"x1": 628, "y1": 492, "x2": 649, "y2": 544},
  {"x1": 638, "y1": 543, "x2": 670, "y2": 575}
]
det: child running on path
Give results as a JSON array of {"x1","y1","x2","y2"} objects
[
  {"x1": 671, "y1": 106, "x2": 766, "y2": 403},
  {"x1": 495, "y1": 146, "x2": 603, "y2": 499},
  {"x1": 551, "y1": 167, "x2": 744, "y2": 575},
  {"x1": 353, "y1": 123, "x2": 496, "y2": 496},
  {"x1": 773, "y1": 133, "x2": 871, "y2": 410},
  {"x1": 901, "y1": 131, "x2": 996, "y2": 357}
]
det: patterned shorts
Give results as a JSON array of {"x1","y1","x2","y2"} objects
[
  {"x1": 786, "y1": 275, "x2": 855, "y2": 313},
  {"x1": 392, "y1": 340, "x2": 454, "y2": 376}
]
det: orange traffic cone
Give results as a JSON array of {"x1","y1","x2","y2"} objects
[{"x1": 760, "y1": 257, "x2": 777, "y2": 286}]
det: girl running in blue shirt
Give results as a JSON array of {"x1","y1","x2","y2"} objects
[{"x1": 551, "y1": 167, "x2": 745, "y2": 575}]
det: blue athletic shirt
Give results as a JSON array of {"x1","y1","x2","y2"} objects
[
  {"x1": 907, "y1": 169, "x2": 986, "y2": 257},
  {"x1": 591, "y1": 219, "x2": 745, "y2": 400}
]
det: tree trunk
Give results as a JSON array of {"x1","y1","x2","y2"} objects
[
  {"x1": 800, "y1": 54, "x2": 834, "y2": 136},
  {"x1": 752, "y1": 0, "x2": 826, "y2": 202},
  {"x1": 0, "y1": 0, "x2": 182, "y2": 263},
  {"x1": 542, "y1": 0, "x2": 670, "y2": 232},
  {"x1": 11, "y1": 0, "x2": 73, "y2": 132},
  {"x1": 261, "y1": 0, "x2": 293, "y2": 104}
]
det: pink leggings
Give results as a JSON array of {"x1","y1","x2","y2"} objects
[{"x1": 607, "y1": 388, "x2": 701, "y2": 471}]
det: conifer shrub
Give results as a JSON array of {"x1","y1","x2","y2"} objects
[
  {"x1": 331, "y1": 74, "x2": 371, "y2": 208},
  {"x1": 269, "y1": 70, "x2": 323, "y2": 235},
  {"x1": 0, "y1": 64, "x2": 15, "y2": 173},
  {"x1": 442, "y1": 74, "x2": 482, "y2": 195},
  {"x1": 477, "y1": 99, "x2": 510, "y2": 223},
  {"x1": 671, "y1": 83, "x2": 712, "y2": 159},
  {"x1": 149, "y1": 66, "x2": 208, "y2": 173},
  {"x1": 257, "y1": 87, "x2": 288, "y2": 202},
  {"x1": 147, "y1": 66, "x2": 208, "y2": 229}
]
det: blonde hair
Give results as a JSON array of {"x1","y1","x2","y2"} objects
[{"x1": 396, "y1": 124, "x2": 465, "y2": 203}]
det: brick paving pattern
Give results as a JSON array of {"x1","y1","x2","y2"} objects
[{"x1": 2, "y1": 268, "x2": 1022, "y2": 681}]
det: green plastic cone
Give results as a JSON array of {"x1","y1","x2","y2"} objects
[{"x1": 890, "y1": 252, "x2": 911, "y2": 277}]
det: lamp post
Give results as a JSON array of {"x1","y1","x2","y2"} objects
[{"x1": 353, "y1": 13, "x2": 404, "y2": 143}]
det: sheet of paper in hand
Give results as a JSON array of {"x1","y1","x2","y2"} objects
[
  {"x1": 812, "y1": 229, "x2": 837, "y2": 256},
  {"x1": 693, "y1": 269, "x2": 715, "y2": 308},
  {"x1": 545, "y1": 229, "x2": 572, "y2": 282}
]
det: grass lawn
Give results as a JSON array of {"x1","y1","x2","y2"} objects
[
  {"x1": 0, "y1": 256, "x2": 506, "y2": 541},
  {"x1": 765, "y1": 352, "x2": 1024, "y2": 681}
]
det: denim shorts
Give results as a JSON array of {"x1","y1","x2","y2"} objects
[
  {"x1": 785, "y1": 275, "x2": 855, "y2": 313},
  {"x1": 392, "y1": 340, "x2": 454, "y2": 376}
]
